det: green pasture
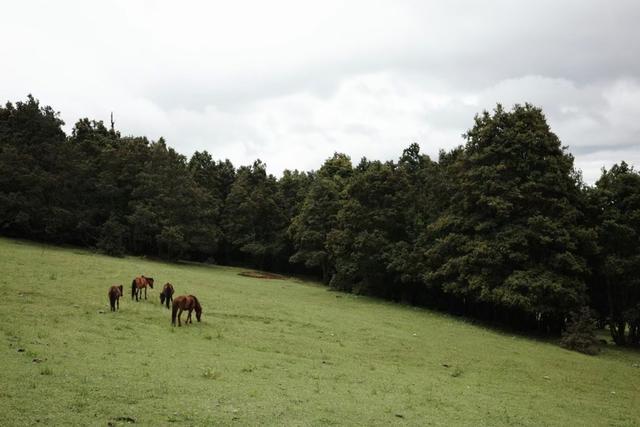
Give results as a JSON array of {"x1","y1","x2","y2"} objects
[{"x1": 0, "y1": 237, "x2": 638, "y2": 426}]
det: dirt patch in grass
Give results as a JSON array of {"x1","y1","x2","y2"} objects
[{"x1": 238, "y1": 271, "x2": 286, "y2": 280}]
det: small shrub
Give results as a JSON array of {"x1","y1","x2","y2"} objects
[
  {"x1": 561, "y1": 307, "x2": 600, "y2": 355},
  {"x1": 40, "y1": 367, "x2": 53, "y2": 376}
]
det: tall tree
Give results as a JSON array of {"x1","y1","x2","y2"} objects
[
  {"x1": 221, "y1": 160, "x2": 286, "y2": 269},
  {"x1": 128, "y1": 138, "x2": 220, "y2": 259},
  {"x1": 422, "y1": 104, "x2": 588, "y2": 332},
  {"x1": 276, "y1": 169, "x2": 311, "y2": 271},
  {"x1": 590, "y1": 162, "x2": 640, "y2": 345},
  {"x1": 289, "y1": 153, "x2": 352, "y2": 283},
  {"x1": 327, "y1": 158, "x2": 414, "y2": 296},
  {"x1": 0, "y1": 95, "x2": 71, "y2": 241}
]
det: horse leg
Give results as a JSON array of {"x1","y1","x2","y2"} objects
[
  {"x1": 144, "y1": 287, "x2": 147, "y2": 300},
  {"x1": 178, "y1": 308, "x2": 183, "y2": 327},
  {"x1": 187, "y1": 309, "x2": 192, "y2": 324}
]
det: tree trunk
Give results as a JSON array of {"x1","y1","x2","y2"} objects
[
  {"x1": 628, "y1": 323, "x2": 639, "y2": 346},
  {"x1": 605, "y1": 277, "x2": 626, "y2": 345},
  {"x1": 610, "y1": 321, "x2": 626, "y2": 346}
]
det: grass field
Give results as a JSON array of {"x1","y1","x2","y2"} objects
[{"x1": 0, "y1": 237, "x2": 639, "y2": 426}]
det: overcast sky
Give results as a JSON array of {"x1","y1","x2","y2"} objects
[{"x1": 2, "y1": 1, "x2": 639, "y2": 183}]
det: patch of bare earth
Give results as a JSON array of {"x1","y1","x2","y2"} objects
[{"x1": 238, "y1": 271, "x2": 286, "y2": 280}]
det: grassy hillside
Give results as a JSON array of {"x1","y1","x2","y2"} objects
[{"x1": 0, "y1": 237, "x2": 638, "y2": 426}]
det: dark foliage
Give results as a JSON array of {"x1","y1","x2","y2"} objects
[
  {"x1": 560, "y1": 308, "x2": 600, "y2": 355},
  {"x1": 588, "y1": 162, "x2": 640, "y2": 345},
  {"x1": 418, "y1": 105, "x2": 590, "y2": 333}
]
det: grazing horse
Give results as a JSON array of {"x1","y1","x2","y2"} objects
[
  {"x1": 108, "y1": 285, "x2": 123, "y2": 311},
  {"x1": 171, "y1": 295, "x2": 202, "y2": 327},
  {"x1": 131, "y1": 276, "x2": 154, "y2": 301},
  {"x1": 159, "y1": 282, "x2": 175, "y2": 309}
]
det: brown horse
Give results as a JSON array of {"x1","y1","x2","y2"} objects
[
  {"x1": 108, "y1": 285, "x2": 123, "y2": 311},
  {"x1": 159, "y1": 282, "x2": 174, "y2": 309},
  {"x1": 131, "y1": 276, "x2": 154, "y2": 301},
  {"x1": 171, "y1": 295, "x2": 202, "y2": 326}
]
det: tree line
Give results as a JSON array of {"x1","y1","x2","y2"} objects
[{"x1": 1, "y1": 95, "x2": 638, "y2": 345}]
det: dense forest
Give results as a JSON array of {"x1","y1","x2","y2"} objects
[{"x1": 1, "y1": 95, "x2": 639, "y2": 345}]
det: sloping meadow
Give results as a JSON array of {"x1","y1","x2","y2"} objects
[{"x1": 0, "y1": 237, "x2": 638, "y2": 426}]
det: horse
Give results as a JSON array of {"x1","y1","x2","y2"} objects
[
  {"x1": 131, "y1": 275, "x2": 154, "y2": 301},
  {"x1": 171, "y1": 295, "x2": 202, "y2": 327},
  {"x1": 159, "y1": 282, "x2": 174, "y2": 309},
  {"x1": 108, "y1": 285, "x2": 123, "y2": 311}
]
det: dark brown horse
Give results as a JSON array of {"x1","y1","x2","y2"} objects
[
  {"x1": 108, "y1": 285, "x2": 123, "y2": 311},
  {"x1": 171, "y1": 295, "x2": 202, "y2": 326},
  {"x1": 160, "y1": 282, "x2": 174, "y2": 309},
  {"x1": 131, "y1": 276, "x2": 154, "y2": 301}
]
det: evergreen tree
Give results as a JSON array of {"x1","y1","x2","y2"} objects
[
  {"x1": 591, "y1": 162, "x2": 640, "y2": 345},
  {"x1": 221, "y1": 160, "x2": 286, "y2": 269},
  {"x1": 422, "y1": 104, "x2": 588, "y2": 332},
  {"x1": 289, "y1": 153, "x2": 352, "y2": 283},
  {"x1": 0, "y1": 95, "x2": 71, "y2": 241},
  {"x1": 327, "y1": 158, "x2": 412, "y2": 296}
]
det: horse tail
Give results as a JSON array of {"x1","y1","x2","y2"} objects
[
  {"x1": 171, "y1": 301, "x2": 178, "y2": 325},
  {"x1": 131, "y1": 279, "x2": 136, "y2": 300}
]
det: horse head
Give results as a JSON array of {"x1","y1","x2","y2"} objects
[{"x1": 192, "y1": 296, "x2": 202, "y2": 322}]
